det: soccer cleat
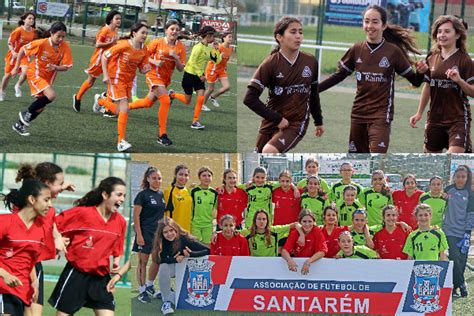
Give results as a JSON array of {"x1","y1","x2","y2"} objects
[
  {"x1": 210, "y1": 97, "x2": 220, "y2": 107},
  {"x1": 201, "y1": 104, "x2": 211, "y2": 112},
  {"x1": 103, "y1": 110, "x2": 117, "y2": 118},
  {"x1": 117, "y1": 139, "x2": 132, "y2": 152},
  {"x1": 14, "y1": 85, "x2": 22, "y2": 98},
  {"x1": 191, "y1": 121, "x2": 205, "y2": 129},
  {"x1": 93, "y1": 93, "x2": 102, "y2": 113},
  {"x1": 157, "y1": 134, "x2": 173, "y2": 146},
  {"x1": 168, "y1": 89, "x2": 175, "y2": 105},
  {"x1": 72, "y1": 94, "x2": 81, "y2": 112},
  {"x1": 0, "y1": 91, "x2": 5, "y2": 101},
  {"x1": 138, "y1": 291, "x2": 151, "y2": 303},
  {"x1": 12, "y1": 122, "x2": 30, "y2": 136},
  {"x1": 460, "y1": 284, "x2": 468, "y2": 297},
  {"x1": 19, "y1": 111, "x2": 32, "y2": 127},
  {"x1": 161, "y1": 301, "x2": 174, "y2": 315}
]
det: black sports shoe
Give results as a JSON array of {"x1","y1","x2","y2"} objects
[
  {"x1": 157, "y1": 134, "x2": 173, "y2": 146},
  {"x1": 103, "y1": 110, "x2": 117, "y2": 118},
  {"x1": 73, "y1": 94, "x2": 81, "y2": 112},
  {"x1": 460, "y1": 284, "x2": 468, "y2": 297},
  {"x1": 12, "y1": 122, "x2": 30, "y2": 136},
  {"x1": 19, "y1": 111, "x2": 32, "y2": 127}
]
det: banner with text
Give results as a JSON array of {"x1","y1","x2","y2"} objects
[
  {"x1": 176, "y1": 257, "x2": 452, "y2": 314},
  {"x1": 36, "y1": 2, "x2": 70, "y2": 17},
  {"x1": 200, "y1": 20, "x2": 236, "y2": 33}
]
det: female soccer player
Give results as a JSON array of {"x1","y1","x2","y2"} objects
[
  {"x1": 152, "y1": 217, "x2": 209, "y2": 315},
  {"x1": 419, "y1": 176, "x2": 446, "y2": 227},
  {"x1": 48, "y1": 177, "x2": 127, "y2": 315},
  {"x1": 127, "y1": 19, "x2": 186, "y2": 146},
  {"x1": 321, "y1": 205, "x2": 349, "y2": 258},
  {"x1": 203, "y1": 32, "x2": 234, "y2": 109},
  {"x1": 300, "y1": 175, "x2": 328, "y2": 225},
  {"x1": 373, "y1": 205, "x2": 409, "y2": 259},
  {"x1": 392, "y1": 174, "x2": 424, "y2": 229},
  {"x1": 319, "y1": 5, "x2": 427, "y2": 153},
  {"x1": 0, "y1": 180, "x2": 51, "y2": 315},
  {"x1": 403, "y1": 204, "x2": 448, "y2": 261},
  {"x1": 190, "y1": 167, "x2": 218, "y2": 245},
  {"x1": 169, "y1": 26, "x2": 221, "y2": 129},
  {"x1": 211, "y1": 215, "x2": 250, "y2": 256},
  {"x1": 337, "y1": 185, "x2": 364, "y2": 226},
  {"x1": 350, "y1": 209, "x2": 375, "y2": 249},
  {"x1": 443, "y1": 165, "x2": 473, "y2": 297},
  {"x1": 164, "y1": 164, "x2": 192, "y2": 232},
  {"x1": 296, "y1": 158, "x2": 330, "y2": 194},
  {"x1": 282, "y1": 209, "x2": 327, "y2": 275},
  {"x1": 132, "y1": 167, "x2": 165, "y2": 303},
  {"x1": 329, "y1": 162, "x2": 363, "y2": 204},
  {"x1": 273, "y1": 170, "x2": 301, "y2": 225},
  {"x1": 337, "y1": 231, "x2": 378, "y2": 259},
  {"x1": 244, "y1": 17, "x2": 324, "y2": 153},
  {"x1": 360, "y1": 170, "x2": 393, "y2": 226},
  {"x1": 11, "y1": 22, "x2": 73, "y2": 137},
  {"x1": 216, "y1": 169, "x2": 247, "y2": 230},
  {"x1": 409, "y1": 15, "x2": 474, "y2": 153},
  {"x1": 0, "y1": 12, "x2": 36, "y2": 101},
  {"x1": 72, "y1": 10, "x2": 121, "y2": 112},
  {"x1": 96, "y1": 22, "x2": 151, "y2": 152}
]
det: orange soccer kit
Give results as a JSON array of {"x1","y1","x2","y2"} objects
[
  {"x1": 4, "y1": 26, "x2": 36, "y2": 74},
  {"x1": 205, "y1": 44, "x2": 232, "y2": 83}
]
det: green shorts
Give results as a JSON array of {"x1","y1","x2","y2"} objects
[{"x1": 191, "y1": 224, "x2": 213, "y2": 244}]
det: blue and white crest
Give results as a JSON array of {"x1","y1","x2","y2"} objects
[
  {"x1": 411, "y1": 264, "x2": 442, "y2": 313},
  {"x1": 185, "y1": 258, "x2": 215, "y2": 307}
]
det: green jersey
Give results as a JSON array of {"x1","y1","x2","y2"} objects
[
  {"x1": 184, "y1": 42, "x2": 222, "y2": 77},
  {"x1": 297, "y1": 176, "x2": 330, "y2": 194},
  {"x1": 241, "y1": 225, "x2": 291, "y2": 257},
  {"x1": 360, "y1": 188, "x2": 393, "y2": 226},
  {"x1": 336, "y1": 199, "x2": 364, "y2": 226},
  {"x1": 300, "y1": 193, "x2": 328, "y2": 225},
  {"x1": 329, "y1": 180, "x2": 363, "y2": 204},
  {"x1": 403, "y1": 228, "x2": 448, "y2": 260},
  {"x1": 190, "y1": 186, "x2": 218, "y2": 227},
  {"x1": 351, "y1": 227, "x2": 376, "y2": 247},
  {"x1": 240, "y1": 184, "x2": 274, "y2": 228},
  {"x1": 419, "y1": 193, "x2": 447, "y2": 227},
  {"x1": 337, "y1": 245, "x2": 378, "y2": 259}
]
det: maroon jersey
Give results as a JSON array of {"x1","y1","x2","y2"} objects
[
  {"x1": 56, "y1": 206, "x2": 126, "y2": 276},
  {"x1": 283, "y1": 226, "x2": 327, "y2": 257},
  {"x1": 248, "y1": 51, "x2": 320, "y2": 132},
  {"x1": 336, "y1": 40, "x2": 415, "y2": 122},
  {"x1": 425, "y1": 49, "x2": 473, "y2": 125},
  {"x1": 0, "y1": 214, "x2": 45, "y2": 304},
  {"x1": 373, "y1": 225, "x2": 409, "y2": 259},
  {"x1": 210, "y1": 232, "x2": 250, "y2": 256},
  {"x1": 272, "y1": 187, "x2": 301, "y2": 225}
]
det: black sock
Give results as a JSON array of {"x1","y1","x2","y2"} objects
[{"x1": 27, "y1": 96, "x2": 51, "y2": 121}]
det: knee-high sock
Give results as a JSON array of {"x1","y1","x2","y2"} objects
[
  {"x1": 158, "y1": 94, "x2": 171, "y2": 136},
  {"x1": 129, "y1": 97, "x2": 154, "y2": 110},
  {"x1": 117, "y1": 112, "x2": 129, "y2": 143},
  {"x1": 76, "y1": 80, "x2": 93, "y2": 100},
  {"x1": 172, "y1": 92, "x2": 190, "y2": 105},
  {"x1": 27, "y1": 95, "x2": 52, "y2": 121},
  {"x1": 98, "y1": 97, "x2": 118, "y2": 114},
  {"x1": 193, "y1": 95, "x2": 205, "y2": 122}
]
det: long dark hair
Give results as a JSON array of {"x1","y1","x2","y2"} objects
[
  {"x1": 451, "y1": 165, "x2": 472, "y2": 190},
  {"x1": 271, "y1": 16, "x2": 302, "y2": 54},
  {"x1": 75, "y1": 177, "x2": 125, "y2": 206},
  {"x1": 140, "y1": 166, "x2": 160, "y2": 189},
  {"x1": 364, "y1": 5, "x2": 420, "y2": 62},
  {"x1": 249, "y1": 209, "x2": 272, "y2": 247},
  {"x1": 18, "y1": 12, "x2": 36, "y2": 28},
  {"x1": 105, "y1": 10, "x2": 121, "y2": 25},
  {"x1": 123, "y1": 22, "x2": 148, "y2": 40},
  {"x1": 151, "y1": 217, "x2": 196, "y2": 263},
  {"x1": 171, "y1": 164, "x2": 189, "y2": 187},
  {"x1": 16, "y1": 162, "x2": 63, "y2": 185},
  {"x1": 1, "y1": 179, "x2": 48, "y2": 211}
]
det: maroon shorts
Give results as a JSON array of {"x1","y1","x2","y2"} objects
[
  {"x1": 256, "y1": 121, "x2": 309, "y2": 153},
  {"x1": 424, "y1": 121, "x2": 472, "y2": 152},
  {"x1": 349, "y1": 120, "x2": 391, "y2": 153}
]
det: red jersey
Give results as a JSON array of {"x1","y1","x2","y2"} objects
[
  {"x1": 272, "y1": 187, "x2": 301, "y2": 225},
  {"x1": 216, "y1": 187, "x2": 247, "y2": 227},
  {"x1": 373, "y1": 225, "x2": 408, "y2": 259},
  {"x1": 210, "y1": 232, "x2": 250, "y2": 256},
  {"x1": 283, "y1": 226, "x2": 327, "y2": 258},
  {"x1": 0, "y1": 214, "x2": 45, "y2": 304},
  {"x1": 56, "y1": 206, "x2": 126, "y2": 276},
  {"x1": 392, "y1": 189, "x2": 424, "y2": 229},
  {"x1": 321, "y1": 225, "x2": 349, "y2": 258}
]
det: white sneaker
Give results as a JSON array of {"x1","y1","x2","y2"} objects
[
  {"x1": 0, "y1": 91, "x2": 5, "y2": 101},
  {"x1": 93, "y1": 94, "x2": 103, "y2": 113},
  {"x1": 14, "y1": 85, "x2": 22, "y2": 98},
  {"x1": 161, "y1": 301, "x2": 174, "y2": 315},
  {"x1": 117, "y1": 139, "x2": 132, "y2": 152},
  {"x1": 202, "y1": 104, "x2": 211, "y2": 112},
  {"x1": 210, "y1": 97, "x2": 220, "y2": 107}
]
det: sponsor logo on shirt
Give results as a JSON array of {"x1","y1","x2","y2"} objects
[
  {"x1": 274, "y1": 86, "x2": 284, "y2": 95},
  {"x1": 273, "y1": 84, "x2": 310, "y2": 96},
  {"x1": 356, "y1": 57, "x2": 363, "y2": 64},
  {"x1": 356, "y1": 72, "x2": 362, "y2": 81},
  {"x1": 429, "y1": 79, "x2": 458, "y2": 89},
  {"x1": 276, "y1": 72, "x2": 284, "y2": 78},
  {"x1": 379, "y1": 57, "x2": 390, "y2": 68},
  {"x1": 302, "y1": 66, "x2": 312, "y2": 78},
  {"x1": 83, "y1": 236, "x2": 94, "y2": 249},
  {"x1": 358, "y1": 72, "x2": 387, "y2": 83}
]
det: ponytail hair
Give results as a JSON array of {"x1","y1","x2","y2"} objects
[
  {"x1": 364, "y1": 5, "x2": 420, "y2": 63},
  {"x1": 122, "y1": 22, "x2": 148, "y2": 40},
  {"x1": 1, "y1": 179, "x2": 48, "y2": 211},
  {"x1": 105, "y1": 10, "x2": 121, "y2": 25},
  {"x1": 271, "y1": 16, "x2": 302, "y2": 54},
  {"x1": 16, "y1": 162, "x2": 63, "y2": 185},
  {"x1": 141, "y1": 166, "x2": 160, "y2": 189},
  {"x1": 18, "y1": 12, "x2": 36, "y2": 28},
  {"x1": 75, "y1": 177, "x2": 125, "y2": 206}
]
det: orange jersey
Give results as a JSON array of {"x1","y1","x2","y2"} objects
[
  {"x1": 86, "y1": 25, "x2": 118, "y2": 71},
  {"x1": 205, "y1": 44, "x2": 232, "y2": 75},
  {"x1": 104, "y1": 39, "x2": 149, "y2": 84},
  {"x1": 5, "y1": 26, "x2": 36, "y2": 69},
  {"x1": 23, "y1": 38, "x2": 73, "y2": 83},
  {"x1": 146, "y1": 38, "x2": 186, "y2": 86}
]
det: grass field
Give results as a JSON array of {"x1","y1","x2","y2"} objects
[{"x1": 0, "y1": 39, "x2": 236, "y2": 153}]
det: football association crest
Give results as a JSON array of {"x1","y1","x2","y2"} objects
[
  {"x1": 411, "y1": 264, "x2": 442, "y2": 312},
  {"x1": 185, "y1": 258, "x2": 215, "y2": 307}
]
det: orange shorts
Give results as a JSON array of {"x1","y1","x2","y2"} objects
[
  {"x1": 85, "y1": 63, "x2": 103, "y2": 78},
  {"x1": 107, "y1": 81, "x2": 132, "y2": 101},
  {"x1": 146, "y1": 73, "x2": 169, "y2": 89},
  {"x1": 206, "y1": 69, "x2": 227, "y2": 83},
  {"x1": 4, "y1": 53, "x2": 29, "y2": 74},
  {"x1": 27, "y1": 75, "x2": 51, "y2": 96}
]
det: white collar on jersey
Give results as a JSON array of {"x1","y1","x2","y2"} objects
[
  {"x1": 279, "y1": 49, "x2": 300, "y2": 66},
  {"x1": 365, "y1": 38, "x2": 385, "y2": 54}
]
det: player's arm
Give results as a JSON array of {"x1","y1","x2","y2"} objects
[
  {"x1": 133, "y1": 205, "x2": 144, "y2": 246},
  {"x1": 310, "y1": 81, "x2": 324, "y2": 136},
  {"x1": 11, "y1": 47, "x2": 26, "y2": 75},
  {"x1": 410, "y1": 83, "x2": 430, "y2": 128},
  {"x1": 364, "y1": 224, "x2": 375, "y2": 249},
  {"x1": 243, "y1": 86, "x2": 283, "y2": 124},
  {"x1": 439, "y1": 251, "x2": 447, "y2": 261},
  {"x1": 318, "y1": 47, "x2": 354, "y2": 93}
]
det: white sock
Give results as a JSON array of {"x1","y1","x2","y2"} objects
[
  {"x1": 146, "y1": 280, "x2": 154, "y2": 287},
  {"x1": 139, "y1": 285, "x2": 146, "y2": 293}
]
